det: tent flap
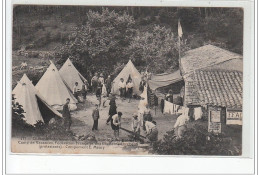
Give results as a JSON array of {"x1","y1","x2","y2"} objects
[{"x1": 148, "y1": 70, "x2": 183, "y2": 91}]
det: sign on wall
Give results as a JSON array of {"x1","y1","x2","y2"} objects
[
  {"x1": 226, "y1": 109, "x2": 242, "y2": 125},
  {"x1": 208, "y1": 107, "x2": 222, "y2": 133}
]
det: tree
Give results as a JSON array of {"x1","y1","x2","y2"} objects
[
  {"x1": 128, "y1": 25, "x2": 189, "y2": 73},
  {"x1": 58, "y1": 8, "x2": 136, "y2": 77}
]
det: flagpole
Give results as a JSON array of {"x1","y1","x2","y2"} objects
[
  {"x1": 178, "y1": 34, "x2": 181, "y2": 65},
  {"x1": 178, "y1": 19, "x2": 181, "y2": 68}
]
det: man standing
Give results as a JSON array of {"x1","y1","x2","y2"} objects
[
  {"x1": 63, "y1": 98, "x2": 72, "y2": 131},
  {"x1": 105, "y1": 75, "x2": 112, "y2": 97},
  {"x1": 126, "y1": 79, "x2": 134, "y2": 102},
  {"x1": 118, "y1": 78, "x2": 126, "y2": 99},
  {"x1": 92, "y1": 104, "x2": 100, "y2": 131},
  {"x1": 111, "y1": 112, "x2": 122, "y2": 140},
  {"x1": 145, "y1": 120, "x2": 158, "y2": 142},
  {"x1": 106, "y1": 94, "x2": 117, "y2": 124},
  {"x1": 91, "y1": 73, "x2": 99, "y2": 93},
  {"x1": 73, "y1": 82, "x2": 81, "y2": 102}
]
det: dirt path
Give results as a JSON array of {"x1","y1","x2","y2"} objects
[{"x1": 70, "y1": 94, "x2": 178, "y2": 141}]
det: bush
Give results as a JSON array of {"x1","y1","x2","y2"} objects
[
  {"x1": 12, "y1": 110, "x2": 35, "y2": 136},
  {"x1": 33, "y1": 119, "x2": 75, "y2": 140},
  {"x1": 151, "y1": 123, "x2": 241, "y2": 155},
  {"x1": 12, "y1": 96, "x2": 75, "y2": 140},
  {"x1": 12, "y1": 102, "x2": 34, "y2": 136}
]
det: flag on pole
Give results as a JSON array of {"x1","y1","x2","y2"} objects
[
  {"x1": 178, "y1": 19, "x2": 183, "y2": 38},
  {"x1": 178, "y1": 19, "x2": 182, "y2": 71}
]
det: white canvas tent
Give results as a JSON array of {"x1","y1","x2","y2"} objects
[
  {"x1": 59, "y1": 58, "x2": 87, "y2": 91},
  {"x1": 12, "y1": 74, "x2": 62, "y2": 125},
  {"x1": 112, "y1": 60, "x2": 142, "y2": 95},
  {"x1": 35, "y1": 61, "x2": 78, "y2": 110}
]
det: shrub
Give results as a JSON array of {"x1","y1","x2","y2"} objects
[
  {"x1": 151, "y1": 123, "x2": 241, "y2": 155},
  {"x1": 12, "y1": 102, "x2": 34, "y2": 136}
]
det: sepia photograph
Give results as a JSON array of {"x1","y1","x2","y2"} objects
[{"x1": 11, "y1": 5, "x2": 243, "y2": 155}]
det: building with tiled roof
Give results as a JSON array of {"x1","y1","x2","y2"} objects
[
  {"x1": 180, "y1": 45, "x2": 243, "y2": 128},
  {"x1": 180, "y1": 44, "x2": 242, "y2": 77},
  {"x1": 180, "y1": 45, "x2": 243, "y2": 110},
  {"x1": 185, "y1": 70, "x2": 243, "y2": 110}
]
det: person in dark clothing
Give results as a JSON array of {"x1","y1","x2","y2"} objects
[
  {"x1": 139, "y1": 78, "x2": 146, "y2": 93},
  {"x1": 165, "y1": 90, "x2": 173, "y2": 103},
  {"x1": 92, "y1": 104, "x2": 100, "y2": 131},
  {"x1": 106, "y1": 95, "x2": 117, "y2": 125},
  {"x1": 188, "y1": 107, "x2": 195, "y2": 121},
  {"x1": 62, "y1": 98, "x2": 72, "y2": 131},
  {"x1": 160, "y1": 99, "x2": 164, "y2": 113},
  {"x1": 91, "y1": 73, "x2": 99, "y2": 93},
  {"x1": 105, "y1": 75, "x2": 112, "y2": 97}
]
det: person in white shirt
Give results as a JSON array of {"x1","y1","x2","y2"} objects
[
  {"x1": 126, "y1": 79, "x2": 134, "y2": 102},
  {"x1": 73, "y1": 82, "x2": 81, "y2": 102},
  {"x1": 118, "y1": 78, "x2": 126, "y2": 99},
  {"x1": 132, "y1": 114, "x2": 141, "y2": 134},
  {"x1": 174, "y1": 114, "x2": 189, "y2": 138},
  {"x1": 145, "y1": 120, "x2": 158, "y2": 142},
  {"x1": 132, "y1": 114, "x2": 141, "y2": 141},
  {"x1": 111, "y1": 112, "x2": 123, "y2": 140}
]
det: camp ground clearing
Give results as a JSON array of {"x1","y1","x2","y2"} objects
[{"x1": 11, "y1": 6, "x2": 243, "y2": 155}]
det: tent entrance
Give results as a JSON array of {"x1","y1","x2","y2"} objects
[{"x1": 36, "y1": 96, "x2": 58, "y2": 123}]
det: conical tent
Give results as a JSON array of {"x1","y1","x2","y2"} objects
[
  {"x1": 112, "y1": 60, "x2": 142, "y2": 95},
  {"x1": 35, "y1": 62, "x2": 78, "y2": 110},
  {"x1": 12, "y1": 74, "x2": 62, "y2": 125},
  {"x1": 59, "y1": 58, "x2": 87, "y2": 91}
]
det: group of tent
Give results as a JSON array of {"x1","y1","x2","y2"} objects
[
  {"x1": 12, "y1": 59, "x2": 147, "y2": 125},
  {"x1": 12, "y1": 59, "x2": 87, "y2": 125}
]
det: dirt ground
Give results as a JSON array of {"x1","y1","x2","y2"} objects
[{"x1": 70, "y1": 94, "x2": 178, "y2": 141}]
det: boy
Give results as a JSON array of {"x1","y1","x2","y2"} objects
[{"x1": 92, "y1": 104, "x2": 100, "y2": 131}]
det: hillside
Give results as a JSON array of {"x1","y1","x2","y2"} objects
[{"x1": 12, "y1": 6, "x2": 243, "y2": 84}]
